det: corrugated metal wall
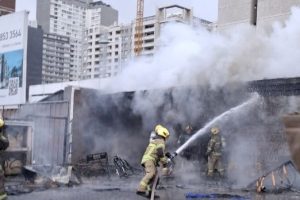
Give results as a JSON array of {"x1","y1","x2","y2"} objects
[{"x1": 2, "y1": 101, "x2": 69, "y2": 166}]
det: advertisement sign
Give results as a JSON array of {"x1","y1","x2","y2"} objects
[{"x1": 0, "y1": 11, "x2": 28, "y2": 105}]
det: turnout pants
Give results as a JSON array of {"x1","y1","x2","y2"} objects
[
  {"x1": 0, "y1": 165, "x2": 6, "y2": 200},
  {"x1": 207, "y1": 155, "x2": 224, "y2": 176},
  {"x1": 137, "y1": 160, "x2": 156, "y2": 192}
]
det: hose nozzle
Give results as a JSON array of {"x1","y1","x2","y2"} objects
[{"x1": 170, "y1": 152, "x2": 177, "y2": 161}]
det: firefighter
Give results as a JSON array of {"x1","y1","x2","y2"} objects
[
  {"x1": 0, "y1": 118, "x2": 9, "y2": 200},
  {"x1": 177, "y1": 124, "x2": 193, "y2": 145},
  {"x1": 206, "y1": 127, "x2": 225, "y2": 177},
  {"x1": 136, "y1": 124, "x2": 170, "y2": 198},
  {"x1": 177, "y1": 124, "x2": 194, "y2": 160}
]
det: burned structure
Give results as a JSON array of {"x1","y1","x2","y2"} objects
[
  {"x1": 247, "y1": 77, "x2": 300, "y2": 191},
  {"x1": 1, "y1": 84, "x2": 249, "y2": 168},
  {"x1": 0, "y1": 76, "x2": 300, "y2": 194}
]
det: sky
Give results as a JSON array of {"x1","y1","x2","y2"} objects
[{"x1": 16, "y1": 0, "x2": 218, "y2": 23}]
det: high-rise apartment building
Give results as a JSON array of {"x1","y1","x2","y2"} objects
[
  {"x1": 138, "y1": 5, "x2": 212, "y2": 56},
  {"x1": 37, "y1": 0, "x2": 91, "y2": 82},
  {"x1": 0, "y1": 0, "x2": 15, "y2": 16},
  {"x1": 217, "y1": 0, "x2": 300, "y2": 31},
  {"x1": 37, "y1": 0, "x2": 118, "y2": 83},
  {"x1": 42, "y1": 33, "x2": 71, "y2": 83},
  {"x1": 84, "y1": 24, "x2": 130, "y2": 79},
  {"x1": 86, "y1": 1, "x2": 118, "y2": 27},
  {"x1": 84, "y1": 5, "x2": 212, "y2": 79},
  {"x1": 83, "y1": 1, "x2": 118, "y2": 79}
]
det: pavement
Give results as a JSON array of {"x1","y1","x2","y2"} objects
[{"x1": 6, "y1": 175, "x2": 300, "y2": 200}]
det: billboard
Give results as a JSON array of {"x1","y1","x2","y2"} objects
[{"x1": 0, "y1": 11, "x2": 28, "y2": 105}]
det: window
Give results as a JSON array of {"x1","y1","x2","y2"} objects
[
  {"x1": 144, "y1": 46, "x2": 154, "y2": 51},
  {"x1": 145, "y1": 31, "x2": 154, "y2": 36},
  {"x1": 145, "y1": 24, "x2": 154, "y2": 29},
  {"x1": 145, "y1": 39, "x2": 154, "y2": 43}
]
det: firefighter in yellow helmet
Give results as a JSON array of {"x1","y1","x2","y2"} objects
[
  {"x1": 0, "y1": 118, "x2": 8, "y2": 200},
  {"x1": 206, "y1": 127, "x2": 225, "y2": 177},
  {"x1": 136, "y1": 124, "x2": 170, "y2": 198}
]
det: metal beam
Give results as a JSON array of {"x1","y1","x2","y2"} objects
[{"x1": 248, "y1": 77, "x2": 300, "y2": 96}]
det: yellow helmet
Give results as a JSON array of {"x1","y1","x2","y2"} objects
[
  {"x1": 211, "y1": 127, "x2": 220, "y2": 135},
  {"x1": 155, "y1": 124, "x2": 170, "y2": 139},
  {"x1": 0, "y1": 119, "x2": 4, "y2": 128}
]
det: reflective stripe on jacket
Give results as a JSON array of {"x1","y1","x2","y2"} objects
[{"x1": 141, "y1": 138, "x2": 168, "y2": 166}]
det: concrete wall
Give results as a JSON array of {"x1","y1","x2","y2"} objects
[
  {"x1": 218, "y1": 0, "x2": 255, "y2": 30},
  {"x1": 257, "y1": 0, "x2": 300, "y2": 32},
  {"x1": 218, "y1": 0, "x2": 300, "y2": 31}
]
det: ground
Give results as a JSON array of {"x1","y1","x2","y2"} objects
[{"x1": 6, "y1": 175, "x2": 300, "y2": 200}]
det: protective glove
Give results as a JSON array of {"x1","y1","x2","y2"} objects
[{"x1": 165, "y1": 152, "x2": 172, "y2": 158}]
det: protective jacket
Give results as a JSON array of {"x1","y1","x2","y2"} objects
[
  {"x1": 141, "y1": 137, "x2": 168, "y2": 166},
  {"x1": 207, "y1": 134, "x2": 223, "y2": 156}
]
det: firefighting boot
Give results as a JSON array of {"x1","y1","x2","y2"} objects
[{"x1": 136, "y1": 191, "x2": 150, "y2": 198}]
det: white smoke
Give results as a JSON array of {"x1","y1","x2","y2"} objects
[
  {"x1": 263, "y1": 7, "x2": 300, "y2": 78},
  {"x1": 84, "y1": 5, "x2": 300, "y2": 187},
  {"x1": 98, "y1": 6, "x2": 300, "y2": 158},
  {"x1": 106, "y1": 7, "x2": 300, "y2": 92}
]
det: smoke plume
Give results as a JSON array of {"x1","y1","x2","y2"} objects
[
  {"x1": 105, "y1": 7, "x2": 300, "y2": 93},
  {"x1": 83, "y1": 6, "x2": 300, "y2": 188}
]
